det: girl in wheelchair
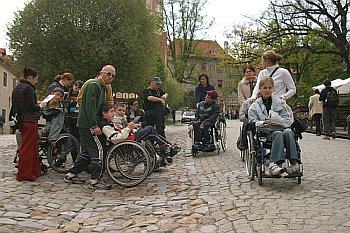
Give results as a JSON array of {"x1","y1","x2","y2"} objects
[{"x1": 248, "y1": 77, "x2": 300, "y2": 176}]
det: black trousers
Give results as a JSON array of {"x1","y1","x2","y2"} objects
[
  {"x1": 135, "y1": 125, "x2": 167, "y2": 147},
  {"x1": 313, "y1": 113, "x2": 322, "y2": 135},
  {"x1": 193, "y1": 121, "x2": 214, "y2": 144},
  {"x1": 69, "y1": 127, "x2": 104, "y2": 180}
]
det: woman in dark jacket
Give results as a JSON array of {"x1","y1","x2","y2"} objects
[
  {"x1": 194, "y1": 74, "x2": 215, "y2": 105},
  {"x1": 12, "y1": 67, "x2": 41, "y2": 181},
  {"x1": 46, "y1": 72, "x2": 74, "y2": 96}
]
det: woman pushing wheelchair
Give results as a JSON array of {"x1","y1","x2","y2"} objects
[{"x1": 248, "y1": 77, "x2": 300, "y2": 176}]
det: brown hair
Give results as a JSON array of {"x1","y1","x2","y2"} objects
[
  {"x1": 114, "y1": 102, "x2": 125, "y2": 109},
  {"x1": 262, "y1": 51, "x2": 283, "y2": 65},
  {"x1": 54, "y1": 72, "x2": 74, "y2": 82},
  {"x1": 23, "y1": 67, "x2": 38, "y2": 78},
  {"x1": 243, "y1": 64, "x2": 255, "y2": 73},
  {"x1": 62, "y1": 72, "x2": 74, "y2": 81},
  {"x1": 257, "y1": 76, "x2": 274, "y2": 98}
]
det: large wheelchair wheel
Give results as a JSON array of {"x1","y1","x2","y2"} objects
[
  {"x1": 245, "y1": 131, "x2": 254, "y2": 178},
  {"x1": 218, "y1": 121, "x2": 227, "y2": 152},
  {"x1": 47, "y1": 133, "x2": 79, "y2": 173},
  {"x1": 106, "y1": 141, "x2": 151, "y2": 187},
  {"x1": 142, "y1": 140, "x2": 157, "y2": 174}
]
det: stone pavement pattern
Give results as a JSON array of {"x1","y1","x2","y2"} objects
[{"x1": 0, "y1": 120, "x2": 350, "y2": 233}]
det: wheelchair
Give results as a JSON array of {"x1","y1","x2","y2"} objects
[
  {"x1": 13, "y1": 113, "x2": 80, "y2": 174},
  {"x1": 104, "y1": 133, "x2": 180, "y2": 187},
  {"x1": 40, "y1": 113, "x2": 80, "y2": 173},
  {"x1": 189, "y1": 113, "x2": 227, "y2": 156},
  {"x1": 246, "y1": 124, "x2": 303, "y2": 186}
]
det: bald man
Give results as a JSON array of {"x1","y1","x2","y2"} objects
[{"x1": 64, "y1": 65, "x2": 116, "y2": 190}]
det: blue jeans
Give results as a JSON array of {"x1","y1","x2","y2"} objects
[
  {"x1": 266, "y1": 128, "x2": 299, "y2": 163},
  {"x1": 323, "y1": 107, "x2": 335, "y2": 135}
]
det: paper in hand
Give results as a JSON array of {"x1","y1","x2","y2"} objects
[{"x1": 40, "y1": 94, "x2": 55, "y2": 107}]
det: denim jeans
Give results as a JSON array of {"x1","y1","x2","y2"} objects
[
  {"x1": 323, "y1": 107, "x2": 335, "y2": 135},
  {"x1": 266, "y1": 128, "x2": 299, "y2": 163}
]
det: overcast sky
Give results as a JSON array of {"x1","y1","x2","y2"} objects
[{"x1": 0, "y1": 0, "x2": 269, "y2": 50}]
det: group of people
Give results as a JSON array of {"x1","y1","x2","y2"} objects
[
  {"x1": 11, "y1": 65, "x2": 179, "y2": 189},
  {"x1": 11, "y1": 49, "x2": 340, "y2": 185},
  {"x1": 308, "y1": 80, "x2": 339, "y2": 140}
]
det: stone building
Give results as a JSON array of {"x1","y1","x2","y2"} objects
[{"x1": 0, "y1": 48, "x2": 16, "y2": 134}]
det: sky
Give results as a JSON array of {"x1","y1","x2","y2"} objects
[{"x1": 0, "y1": 0, "x2": 270, "y2": 51}]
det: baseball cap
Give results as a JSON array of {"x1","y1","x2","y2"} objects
[
  {"x1": 206, "y1": 90, "x2": 218, "y2": 99},
  {"x1": 151, "y1": 77, "x2": 162, "y2": 84}
]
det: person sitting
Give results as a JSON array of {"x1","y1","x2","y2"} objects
[
  {"x1": 112, "y1": 102, "x2": 129, "y2": 129},
  {"x1": 98, "y1": 103, "x2": 180, "y2": 162},
  {"x1": 193, "y1": 90, "x2": 221, "y2": 151},
  {"x1": 248, "y1": 77, "x2": 300, "y2": 176},
  {"x1": 42, "y1": 87, "x2": 65, "y2": 147},
  {"x1": 125, "y1": 98, "x2": 144, "y2": 125}
]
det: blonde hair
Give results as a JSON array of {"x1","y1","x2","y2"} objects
[
  {"x1": 257, "y1": 77, "x2": 274, "y2": 99},
  {"x1": 262, "y1": 50, "x2": 283, "y2": 65}
]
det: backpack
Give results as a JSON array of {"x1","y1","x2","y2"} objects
[
  {"x1": 324, "y1": 89, "x2": 339, "y2": 107},
  {"x1": 9, "y1": 101, "x2": 22, "y2": 134}
]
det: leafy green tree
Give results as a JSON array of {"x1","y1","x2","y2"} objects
[
  {"x1": 160, "y1": 0, "x2": 213, "y2": 84},
  {"x1": 7, "y1": 0, "x2": 161, "y2": 96}
]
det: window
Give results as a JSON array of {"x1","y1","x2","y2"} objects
[
  {"x1": 201, "y1": 63, "x2": 207, "y2": 71},
  {"x1": 1, "y1": 109, "x2": 6, "y2": 124},
  {"x1": 218, "y1": 80, "x2": 223, "y2": 89},
  {"x1": 3, "y1": 72, "x2": 8, "y2": 88},
  {"x1": 210, "y1": 64, "x2": 216, "y2": 72},
  {"x1": 13, "y1": 79, "x2": 17, "y2": 90}
]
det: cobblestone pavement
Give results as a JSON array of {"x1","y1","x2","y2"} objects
[{"x1": 0, "y1": 120, "x2": 350, "y2": 233}]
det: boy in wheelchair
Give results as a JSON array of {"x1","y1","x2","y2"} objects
[
  {"x1": 248, "y1": 77, "x2": 300, "y2": 176},
  {"x1": 98, "y1": 103, "x2": 179, "y2": 165},
  {"x1": 41, "y1": 87, "x2": 66, "y2": 147},
  {"x1": 192, "y1": 90, "x2": 221, "y2": 152}
]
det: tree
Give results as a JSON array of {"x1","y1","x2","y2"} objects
[
  {"x1": 7, "y1": 0, "x2": 161, "y2": 96},
  {"x1": 160, "y1": 0, "x2": 213, "y2": 84},
  {"x1": 259, "y1": 0, "x2": 350, "y2": 75}
]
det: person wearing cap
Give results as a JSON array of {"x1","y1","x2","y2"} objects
[
  {"x1": 143, "y1": 77, "x2": 168, "y2": 138},
  {"x1": 64, "y1": 64, "x2": 116, "y2": 190},
  {"x1": 193, "y1": 90, "x2": 221, "y2": 151}
]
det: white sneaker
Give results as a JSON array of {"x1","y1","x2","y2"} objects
[{"x1": 269, "y1": 162, "x2": 283, "y2": 175}]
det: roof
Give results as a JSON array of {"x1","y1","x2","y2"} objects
[{"x1": 173, "y1": 39, "x2": 225, "y2": 59}]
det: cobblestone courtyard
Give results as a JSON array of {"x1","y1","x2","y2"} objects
[{"x1": 0, "y1": 120, "x2": 350, "y2": 233}]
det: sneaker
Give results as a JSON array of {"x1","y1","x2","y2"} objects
[
  {"x1": 331, "y1": 132, "x2": 336, "y2": 139},
  {"x1": 322, "y1": 135, "x2": 330, "y2": 140},
  {"x1": 285, "y1": 163, "x2": 299, "y2": 175},
  {"x1": 169, "y1": 144, "x2": 181, "y2": 157},
  {"x1": 269, "y1": 162, "x2": 283, "y2": 175},
  {"x1": 88, "y1": 181, "x2": 112, "y2": 190},
  {"x1": 203, "y1": 143, "x2": 216, "y2": 152},
  {"x1": 64, "y1": 174, "x2": 84, "y2": 184}
]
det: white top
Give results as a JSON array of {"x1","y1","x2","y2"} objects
[{"x1": 251, "y1": 64, "x2": 296, "y2": 100}]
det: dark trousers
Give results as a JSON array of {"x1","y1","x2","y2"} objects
[
  {"x1": 144, "y1": 105, "x2": 166, "y2": 138},
  {"x1": 135, "y1": 125, "x2": 167, "y2": 147},
  {"x1": 69, "y1": 128, "x2": 104, "y2": 180},
  {"x1": 193, "y1": 121, "x2": 214, "y2": 144},
  {"x1": 313, "y1": 113, "x2": 322, "y2": 135},
  {"x1": 323, "y1": 107, "x2": 335, "y2": 135}
]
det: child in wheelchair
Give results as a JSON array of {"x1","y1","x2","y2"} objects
[
  {"x1": 248, "y1": 77, "x2": 300, "y2": 176},
  {"x1": 99, "y1": 103, "x2": 180, "y2": 166},
  {"x1": 41, "y1": 87, "x2": 66, "y2": 147},
  {"x1": 192, "y1": 90, "x2": 221, "y2": 152}
]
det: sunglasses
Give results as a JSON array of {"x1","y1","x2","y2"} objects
[{"x1": 102, "y1": 71, "x2": 115, "y2": 78}]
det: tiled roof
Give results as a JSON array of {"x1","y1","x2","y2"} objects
[{"x1": 173, "y1": 39, "x2": 225, "y2": 59}]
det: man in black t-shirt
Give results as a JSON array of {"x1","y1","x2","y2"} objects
[{"x1": 143, "y1": 77, "x2": 168, "y2": 138}]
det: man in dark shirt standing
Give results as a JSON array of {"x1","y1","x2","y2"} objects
[{"x1": 143, "y1": 77, "x2": 168, "y2": 138}]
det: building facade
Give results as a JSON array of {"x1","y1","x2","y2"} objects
[{"x1": 0, "y1": 48, "x2": 16, "y2": 134}]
